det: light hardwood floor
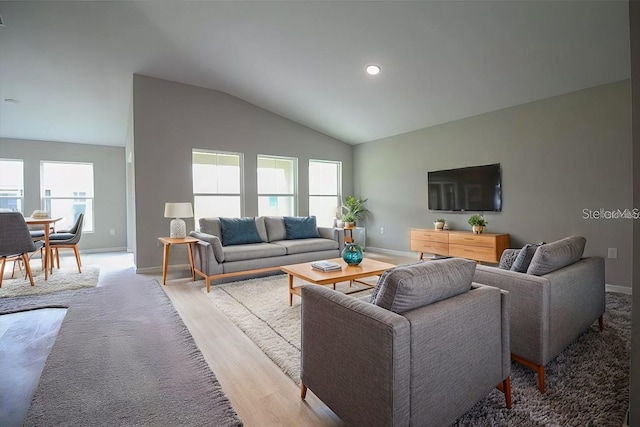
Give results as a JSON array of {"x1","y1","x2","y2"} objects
[{"x1": 150, "y1": 251, "x2": 416, "y2": 427}]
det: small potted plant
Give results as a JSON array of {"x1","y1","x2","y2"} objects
[
  {"x1": 467, "y1": 214, "x2": 488, "y2": 234},
  {"x1": 340, "y1": 196, "x2": 369, "y2": 227},
  {"x1": 434, "y1": 218, "x2": 446, "y2": 230},
  {"x1": 341, "y1": 212, "x2": 357, "y2": 228}
]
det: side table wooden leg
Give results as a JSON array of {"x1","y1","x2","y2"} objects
[
  {"x1": 187, "y1": 242, "x2": 195, "y2": 281},
  {"x1": 162, "y1": 243, "x2": 171, "y2": 285}
]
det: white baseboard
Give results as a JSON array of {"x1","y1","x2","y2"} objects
[
  {"x1": 81, "y1": 247, "x2": 128, "y2": 254},
  {"x1": 606, "y1": 284, "x2": 632, "y2": 295},
  {"x1": 136, "y1": 264, "x2": 191, "y2": 275},
  {"x1": 365, "y1": 246, "x2": 417, "y2": 259}
]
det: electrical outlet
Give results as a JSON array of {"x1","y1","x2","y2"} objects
[
  {"x1": 608, "y1": 248, "x2": 617, "y2": 259},
  {"x1": 110, "y1": 229, "x2": 116, "y2": 236},
  {"x1": 380, "y1": 227, "x2": 384, "y2": 234}
]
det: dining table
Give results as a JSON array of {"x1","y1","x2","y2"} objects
[{"x1": 24, "y1": 216, "x2": 62, "y2": 280}]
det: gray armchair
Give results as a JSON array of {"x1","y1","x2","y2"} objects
[
  {"x1": 300, "y1": 258, "x2": 511, "y2": 427},
  {"x1": 473, "y1": 235, "x2": 605, "y2": 393}
]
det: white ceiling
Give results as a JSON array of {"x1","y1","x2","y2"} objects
[{"x1": 0, "y1": 1, "x2": 631, "y2": 147}]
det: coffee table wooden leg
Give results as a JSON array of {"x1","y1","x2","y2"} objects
[{"x1": 288, "y1": 273, "x2": 294, "y2": 306}]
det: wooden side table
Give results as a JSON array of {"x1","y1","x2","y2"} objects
[
  {"x1": 158, "y1": 236, "x2": 198, "y2": 285},
  {"x1": 343, "y1": 226, "x2": 354, "y2": 244}
]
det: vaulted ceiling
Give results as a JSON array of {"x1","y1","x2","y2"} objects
[{"x1": 0, "y1": 1, "x2": 631, "y2": 147}]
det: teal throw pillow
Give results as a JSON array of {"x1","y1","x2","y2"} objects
[
  {"x1": 219, "y1": 217, "x2": 263, "y2": 246},
  {"x1": 283, "y1": 216, "x2": 320, "y2": 240}
]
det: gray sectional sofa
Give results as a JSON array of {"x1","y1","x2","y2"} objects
[{"x1": 190, "y1": 216, "x2": 344, "y2": 292}]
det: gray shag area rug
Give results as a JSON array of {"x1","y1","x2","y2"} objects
[
  {"x1": 202, "y1": 275, "x2": 630, "y2": 426},
  {"x1": 1, "y1": 268, "x2": 243, "y2": 426},
  {"x1": 0, "y1": 264, "x2": 100, "y2": 298}
]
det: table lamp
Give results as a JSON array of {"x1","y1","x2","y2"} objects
[{"x1": 164, "y1": 202, "x2": 193, "y2": 238}]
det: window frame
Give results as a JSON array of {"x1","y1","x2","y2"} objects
[
  {"x1": 257, "y1": 154, "x2": 298, "y2": 217},
  {"x1": 192, "y1": 149, "x2": 244, "y2": 222},
  {"x1": 0, "y1": 158, "x2": 24, "y2": 213},
  {"x1": 308, "y1": 159, "x2": 342, "y2": 227},
  {"x1": 40, "y1": 160, "x2": 94, "y2": 232}
]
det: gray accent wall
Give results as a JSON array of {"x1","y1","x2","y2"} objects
[
  {"x1": 0, "y1": 138, "x2": 127, "y2": 251},
  {"x1": 132, "y1": 74, "x2": 353, "y2": 270},
  {"x1": 354, "y1": 81, "x2": 632, "y2": 288}
]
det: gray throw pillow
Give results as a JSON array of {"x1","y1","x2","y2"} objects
[
  {"x1": 255, "y1": 217, "x2": 269, "y2": 242},
  {"x1": 526, "y1": 235, "x2": 586, "y2": 276},
  {"x1": 510, "y1": 242, "x2": 545, "y2": 273},
  {"x1": 498, "y1": 249, "x2": 519, "y2": 270},
  {"x1": 264, "y1": 217, "x2": 287, "y2": 242},
  {"x1": 199, "y1": 217, "x2": 222, "y2": 239},
  {"x1": 372, "y1": 258, "x2": 476, "y2": 313}
]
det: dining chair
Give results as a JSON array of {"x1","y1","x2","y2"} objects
[
  {"x1": 0, "y1": 212, "x2": 44, "y2": 287},
  {"x1": 48, "y1": 213, "x2": 84, "y2": 273}
]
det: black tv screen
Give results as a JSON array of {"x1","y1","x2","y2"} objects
[{"x1": 428, "y1": 164, "x2": 502, "y2": 212}]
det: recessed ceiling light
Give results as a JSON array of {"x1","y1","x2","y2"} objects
[
  {"x1": 4, "y1": 98, "x2": 20, "y2": 104},
  {"x1": 365, "y1": 65, "x2": 381, "y2": 76}
]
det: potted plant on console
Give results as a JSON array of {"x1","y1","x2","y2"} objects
[
  {"x1": 468, "y1": 214, "x2": 488, "y2": 234},
  {"x1": 434, "y1": 218, "x2": 446, "y2": 230},
  {"x1": 341, "y1": 196, "x2": 369, "y2": 228}
]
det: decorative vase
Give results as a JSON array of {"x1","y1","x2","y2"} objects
[
  {"x1": 342, "y1": 243, "x2": 363, "y2": 266},
  {"x1": 434, "y1": 221, "x2": 445, "y2": 230},
  {"x1": 472, "y1": 225, "x2": 484, "y2": 234}
]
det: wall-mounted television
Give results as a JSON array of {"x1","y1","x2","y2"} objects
[{"x1": 428, "y1": 163, "x2": 502, "y2": 212}]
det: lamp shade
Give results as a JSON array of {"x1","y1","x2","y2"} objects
[
  {"x1": 164, "y1": 203, "x2": 193, "y2": 239},
  {"x1": 164, "y1": 202, "x2": 193, "y2": 219}
]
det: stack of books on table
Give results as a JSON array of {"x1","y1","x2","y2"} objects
[{"x1": 311, "y1": 260, "x2": 342, "y2": 272}]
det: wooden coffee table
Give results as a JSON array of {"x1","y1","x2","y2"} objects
[{"x1": 281, "y1": 258, "x2": 395, "y2": 306}]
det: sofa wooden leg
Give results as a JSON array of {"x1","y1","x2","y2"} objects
[
  {"x1": 300, "y1": 384, "x2": 307, "y2": 400},
  {"x1": 496, "y1": 377, "x2": 512, "y2": 409},
  {"x1": 512, "y1": 353, "x2": 545, "y2": 393},
  {"x1": 599, "y1": 315, "x2": 604, "y2": 331},
  {"x1": 537, "y1": 367, "x2": 545, "y2": 393}
]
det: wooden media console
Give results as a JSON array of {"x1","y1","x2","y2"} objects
[{"x1": 410, "y1": 228, "x2": 510, "y2": 264}]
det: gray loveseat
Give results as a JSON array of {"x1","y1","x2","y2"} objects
[
  {"x1": 190, "y1": 216, "x2": 344, "y2": 292},
  {"x1": 300, "y1": 258, "x2": 511, "y2": 426},
  {"x1": 473, "y1": 235, "x2": 605, "y2": 393}
]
